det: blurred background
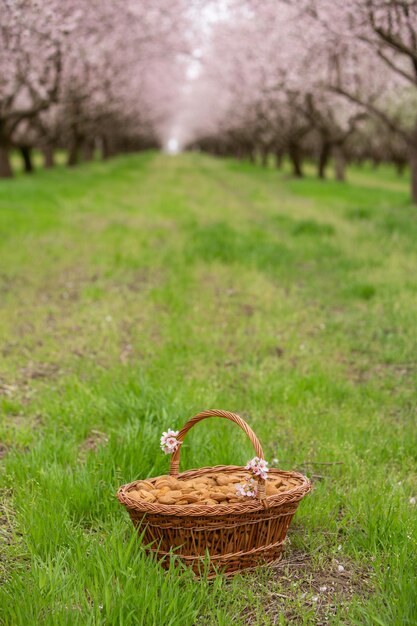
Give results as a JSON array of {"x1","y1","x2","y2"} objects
[{"x1": 1, "y1": 0, "x2": 417, "y2": 198}]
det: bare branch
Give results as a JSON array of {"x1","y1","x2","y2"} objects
[{"x1": 329, "y1": 84, "x2": 409, "y2": 142}]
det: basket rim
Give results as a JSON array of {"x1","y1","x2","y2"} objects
[{"x1": 117, "y1": 465, "x2": 311, "y2": 517}]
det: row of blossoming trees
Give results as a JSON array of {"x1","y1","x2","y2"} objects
[
  {"x1": 182, "y1": 0, "x2": 417, "y2": 202},
  {"x1": 3, "y1": 0, "x2": 417, "y2": 202},
  {"x1": 0, "y1": 0, "x2": 189, "y2": 177}
]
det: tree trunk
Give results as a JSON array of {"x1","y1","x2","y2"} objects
[
  {"x1": 409, "y1": 149, "x2": 417, "y2": 204},
  {"x1": 42, "y1": 145, "x2": 55, "y2": 168},
  {"x1": 334, "y1": 145, "x2": 346, "y2": 181},
  {"x1": 274, "y1": 150, "x2": 283, "y2": 169},
  {"x1": 101, "y1": 135, "x2": 111, "y2": 160},
  {"x1": 0, "y1": 143, "x2": 13, "y2": 178},
  {"x1": 82, "y1": 139, "x2": 95, "y2": 162},
  {"x1": 395, "y1": 160, "x2": 406, "y2": 176},
  {"x1": 67, "y1": 137, "x2": 82, "y2": 166},
  {"x1": 288, "y1": 142, "x2": 303, "y2": 177},
  {"x1": 317, "y1": 141, "x2": 331, "y2": 179},
  {"x1": 260, "y1": 147, "x2": 269, "y2": 168},
  {"x1": 20, "y1": 146, "x2": 34, "y2": 173}
]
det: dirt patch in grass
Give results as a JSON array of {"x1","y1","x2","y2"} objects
[
  {"x1": 241, "y1": 304, "x2": 255, "y2": 317},
  {"x1": 241, "y1": 551, "x2": 373, "y2": 625},
  {"x1": 340, "y1": 354, "x2": 417, "y2": 387},
  {"x1": 79, "y1": 429, "x2": 109, "y2": 461},
  {"x1": 0, "y1": 362, "x2": 61, "y2": 405},
  {"x1": 0, "y1": 379, "x2": 35, "y2": 406},
  {"x1": 0, "y1": 381, "x2": 19, "y2": 398},
  {"x1": 126, "y1": 268, "x2": 157, "y2": 293},
  {"x1": 20, "y1": 361, "x2": 61, "y2": 381}
]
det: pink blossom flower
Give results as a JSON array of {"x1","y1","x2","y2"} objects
[
  {"x1": 160, "y1": 429, "x2": 180, "y2": 454},
  {"x1": 245, "y1": 456, "x2": 269, "y2": 480}
]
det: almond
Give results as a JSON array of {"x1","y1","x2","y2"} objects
[
  {"x1": 183, "y1": 494, "x2": 200, "y2": 503},
  {"x1": 183, "y1": 480, "x2": 198, "y2": 490},
  {"x1": 193, "y1": 477, "x2": 209, "y2": 485},
  {"x1": 154, "y1": 481, "x2": 172, "y2": 490},
  {"x1": 158, "y1": 495, "x2": 176, "y2": 505},
  {"x1": 169, "y1": 490, "x2": 183, "y2": 500},
  {"x1": 209, "y1": 491, "x2": 227, "y2": 502},
  {"x1": 219, "y1": 485, "x2": 234, "y2": 495},
  {"x1": 165, "y1": 477, "x2": 181, "y2": 488},
  {"x1": 127, "y1": 490, "x2": 142, "y2": 502},
  {"x1": 266, "y1": 484, "x2": 279, "y2": 496},
  {"x1": 138, "y1": 480, "x2": 156, "y2": 492},
  {"x1": 226, "y1": 475, "x2": 242, "y2": 484},
  {"x1": 137, "y1": 489, "x2": 156, "y2": 502},
  {"x1": 145, "y1": 493, "x2": 157, "y2": 503},
  {"x1": 215, "y1": 475, "x2": 232, "y2": 486},
  {"x1": 181, "y1": 486, "x2": 197, "y2": 493},
  {"x1": 155, "y1": 476, "x2": 179, "y2": 488}
]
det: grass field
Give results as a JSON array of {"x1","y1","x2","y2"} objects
[{"x1": 0, "y1": 152, "x2": 416, "y2": 625}]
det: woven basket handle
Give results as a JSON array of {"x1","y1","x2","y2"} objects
[{"x1": 169, "y1": 409, "x2": 267, "y2": 502}]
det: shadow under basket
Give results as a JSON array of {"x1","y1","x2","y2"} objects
[{"x1": 117, "y1": 410, "x2": 311, "y2": 578}]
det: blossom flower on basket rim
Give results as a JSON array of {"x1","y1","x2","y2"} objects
[
  {"x1": 245, "y1": 456, "x2": 269, "y2": 480},
  {"x1": 236, "y1": 477, "x2": 257, "y2": 497},
  {"x1": 160, "y1": 429, "x2": 180, "y2": 454}
]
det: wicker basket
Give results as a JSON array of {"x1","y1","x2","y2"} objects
[{"x1": 117, "y1": 410, "x2": 311, "y2": 577}]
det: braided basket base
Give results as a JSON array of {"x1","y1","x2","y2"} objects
[
  {"x1": 119, "y1": 466, "x2": 310, "y2": 578},
  {"x1": 151, "y1": 539, "x2": 286, "y2": 578}
]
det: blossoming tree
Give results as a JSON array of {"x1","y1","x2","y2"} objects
[{"x1": 0, "y1": 0, "x2": 190, "y2": 176}]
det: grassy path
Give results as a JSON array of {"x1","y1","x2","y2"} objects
[{"x1": 0, "y1": 153, "x2": 416, "y2": 624}]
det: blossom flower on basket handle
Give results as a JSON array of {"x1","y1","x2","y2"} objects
[
  {"x1": 246, "y1": 456, "x2": 269, "y2": 480},
  {"x1": 160, "y1": 429, "x2": 180, "y2": 454},
  {"x1": 237, "y1": 456, "x2": 269, "y2": 497}
]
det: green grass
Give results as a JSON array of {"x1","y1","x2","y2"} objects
[{"x1": 0, "y1": 152, "x2": 416, "y2": 625}]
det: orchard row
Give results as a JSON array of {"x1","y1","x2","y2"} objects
[
  {"x1": 0, "y1": 0, "x2": 190, "y2": 176},
  {"x1": 2, "y1": 1, "x2": 417, "y2": 202},
  {"x1": 183, "y1": 1, "x2": 417, "y2": 201}
]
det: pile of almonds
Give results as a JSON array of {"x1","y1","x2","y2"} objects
[{"x1": 127, "y1": 471, "x2": 300, "y2": 506}]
